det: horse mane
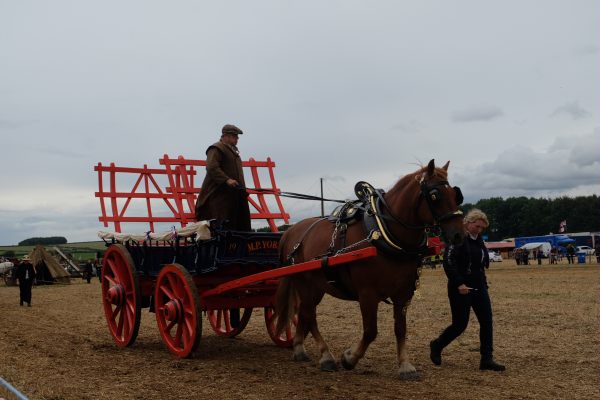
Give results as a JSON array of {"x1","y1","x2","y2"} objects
[{"x1": 386, "y1": 164, "x2": 448, "y2": 198}]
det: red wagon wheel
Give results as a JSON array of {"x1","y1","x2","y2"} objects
[
  {"x1": 101, "y1": 244, "x2": 141, "y2": 347},
  {"x1": 264, "y1": 306, "x2": 296, "y2": 348},
  {"x1": 207, "y1": 308, "x2": 253, "y2": 338},
  {"x1": 154, "y1": 264, "x2": 202, "y2": 358}
]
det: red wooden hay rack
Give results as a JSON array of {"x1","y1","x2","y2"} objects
[{"x1": 94, "y1": 154, "x2": 290, "y2": 233}]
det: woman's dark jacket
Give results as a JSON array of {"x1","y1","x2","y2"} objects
[{"x1": 443, "y1": 235, "x2": 490, "y2": 289}]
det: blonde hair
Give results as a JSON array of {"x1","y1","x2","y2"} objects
[{"x1": 464, "y1": 208, "x2": 489, "y2": 227}]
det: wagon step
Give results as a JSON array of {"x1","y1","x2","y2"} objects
[{"x1": 202, "y1": 246, "x2": 377, "y2": 298}]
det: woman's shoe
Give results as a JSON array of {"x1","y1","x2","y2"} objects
[
  {"x1": 429, "y1": 339, "x2": 442, "y2": 366},
  {"x1": 480, "y1": 358, "x2": 505, "y2": 371}
]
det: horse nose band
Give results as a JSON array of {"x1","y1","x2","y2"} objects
[{"x1": 419, "y1": 180, "x2": 464, "y2": 225}]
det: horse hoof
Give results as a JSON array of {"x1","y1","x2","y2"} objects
[
  {"x1": 293, "y1": 353, "x2": 311, "y2": 362},
  {"x1": 340, "y1": 350, "x2": 355, "y2": 370},
  {"x1": 320, "y1": 360, "x2": 338, "y2": 372},
  {"x1": 399, "y1": 370, "x2": 421, "y2": 381}
]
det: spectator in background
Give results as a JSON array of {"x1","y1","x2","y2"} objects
[
  {"x1": 96, "y1": 261, "x2": 102, "y2": 283},
  {"x1": 536, "y1": 248, "x2": 543, "y2": 265},
  {"x1": 595, "y1": 242, "x2": 600, "y2": 264},
  {"x1": 521, "y1": 249, "x2": 529, "y2": 265},
  {"x1": 83, "y1": 260, "x2": 93, "y2": 284},
  {"x1": 566, "y1": 244, "x2": 575, "y2": 264},
  {"x1": 550, "y1": 247, "x2": 558, "y2": 264},
  {"x1": 16, "y1": 255, "x2": 36, "y2": 307}
]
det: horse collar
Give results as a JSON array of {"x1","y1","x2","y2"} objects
[{"x1": 355, "y1": 181, "x2": 428, "y2": 256}]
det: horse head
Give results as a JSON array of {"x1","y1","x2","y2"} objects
[{"x1": 413, "y1": 159, "x2": 465, "y2": 245}]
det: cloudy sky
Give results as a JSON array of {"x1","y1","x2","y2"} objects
[{"x1": 1, "y1": 1, "x2": 599, "y2": 245}]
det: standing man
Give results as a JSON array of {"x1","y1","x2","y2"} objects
[
  {"x1": 195, "y1": 124, "x2": 251, "y2": 231},
  {"x1": 566, "y1": 244, "x2": 575, "y2": 264},
  {"x1": 429, "y1": 209, "x2": 505, "y2": 371},
  {"x1": 84, "y1": 260, "x2": 93, "y2": 284},
  {"x1": 16, "y1": 255, "x2": 36, "y2": 307}
]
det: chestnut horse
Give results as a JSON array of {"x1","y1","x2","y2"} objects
[{"x1": 274, "y1": 159, "x2": 465, "y2": 379}]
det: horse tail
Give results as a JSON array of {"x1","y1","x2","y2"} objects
[{"x1": 274, "y1": 276, "x2": 297, "y2": 337}]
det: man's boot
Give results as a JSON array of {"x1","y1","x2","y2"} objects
[
  {"x1": 480, "y1": 357, "x2": 505, "y2": 371},
  {"x1": 429, "y1": 339, "x2": 442, "y2": 366}
]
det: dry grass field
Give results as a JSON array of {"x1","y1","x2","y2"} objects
[{"x1": 1, "y1": 260, "x2": 598, "y2": 400}]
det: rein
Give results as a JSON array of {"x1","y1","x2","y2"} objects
[
  {"x1": 255, "y1": 176, "x2": 463, "y2": 261},
  {"x1": 239, "y1": 187, "x2": 346, "y2": 203}
]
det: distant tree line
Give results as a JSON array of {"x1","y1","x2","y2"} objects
[
  {"x1": 18, "y1": 236, "x2": 68, "y2": 246},
  {"x1": 462, "y1": 195, "x2": 600, "y2": 241},
  {"x1": 256, "y1": 224, "x2": 292, "y2": 233}
]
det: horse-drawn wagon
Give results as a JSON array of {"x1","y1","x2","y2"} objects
[
  {"x1": 95, "y1": 155, "x2": 376, "y2": 358},
  {"x1": 95, "y1": 155, "x2": 464, "y2": 378}
]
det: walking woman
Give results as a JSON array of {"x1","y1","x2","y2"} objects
[{"x1": 430, "y1": 209, "x2": 505, "y2": 371}]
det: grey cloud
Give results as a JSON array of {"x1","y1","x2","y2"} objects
[
  {"x1": 455, "y1": 130, "x2": 600, "y2": 201},
  {"x1": 551, "y1": 101, "x2": 590, "y2": 120},
  {"x1": 573, "y1": 44, "x2": 599, "y2": 56},
  {"x1": 567, "y1": 128, "x2": 600, "y2": 167},
  {"x1": 391, "y1": 120, "x2": 424, "y2": 134},
  {"x1": 451, "y1": 106, "x2": 504, "y2": 123},
  {"x1": 0, "y1": 119, "x2": 23, "y2": 130}
]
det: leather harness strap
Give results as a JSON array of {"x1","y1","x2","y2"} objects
[{"x1": 286, "y1": 217, "x2": 328, "y2": 263}]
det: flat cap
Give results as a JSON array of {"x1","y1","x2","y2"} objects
[{"x1": 222, "y1": 124, "x2": 243, "y2": 135}]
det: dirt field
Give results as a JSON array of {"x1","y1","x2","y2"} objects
[{"x1": 1, "y1": 260, "x2": 598, "y2": 400}]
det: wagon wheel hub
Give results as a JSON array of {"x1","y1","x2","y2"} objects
[
  {"x1": 163, "y1": 299, "x2": 184, "y2": 322},
  {"x1": 107, "y1": 284, "x2": 126, "y2": 306}
]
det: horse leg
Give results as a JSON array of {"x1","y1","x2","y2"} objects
[
  {"x1": 309, "y1": 323, "x2": 338, "y2": 372},
  {"x1": 340, "y1": 291, "x2": 378, "y2": 370},
  {"x1": 292, "y1": 284, "x2": 337, "y2": 371},
  {"x1": 289, "y1": 279, "x2": 325, "y2": 363},
  {"x1": 291, "y1": 294, "x2": 312, "y2": 363},
  {"x1": 394, "y1": 300, "x2": 420, "y2": 380}
]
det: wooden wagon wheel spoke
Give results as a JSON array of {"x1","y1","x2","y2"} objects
[
  {"x1": 116, "y1": 308, "x2": 125, "y2": 337},
  {"x1": 264, "y1": 306, "x2": 296, "y2": 348},
  {"x1": 154, "y1": 263, "x2": 202, "y2": 358},
  {"x1": 101, "y1": 244, "x2": 141, "y2": 348},
  {"x1": 111, "y1": 305, "x2": 121, "y2": 321},
  {"x1": 166, "y1": 274, "x2": 179, "y2": 296},
  {"x1": 158, "y1": 283, "x2": 175, "y2": 299},
  {"x1": 207, "y1": 308, "x2": 253, "y2": 338},
  {"x1": 104, "y1": 274, "x2": 117, "y2": 286}
]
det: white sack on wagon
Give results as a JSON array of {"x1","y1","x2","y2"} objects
[{"x1": 98, "y1": 220, "x2": 211, "y2": 242}]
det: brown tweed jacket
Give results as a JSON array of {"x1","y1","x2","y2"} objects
[{"x1": 194, "y1": 141, "x2": 251, "y2": 230}]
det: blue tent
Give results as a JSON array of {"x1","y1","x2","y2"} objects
[{"x1": 555, "y1": 235, "x2": 575, "y2": 244}]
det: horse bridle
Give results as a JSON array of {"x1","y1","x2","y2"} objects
[
  {"x1": 363, "y1": 179, "x2": 463, "y2": 232},
  {"x1": 418, "y1": 179, "x2": 464, "y2": 225}
]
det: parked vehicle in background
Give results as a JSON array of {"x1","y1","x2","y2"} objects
[
  {"x1": 576, "y1": 246, "x2": 595, "y2": 255},
  {"x1": 488, "y1": 250, "x2": 503, "y2": 262}
]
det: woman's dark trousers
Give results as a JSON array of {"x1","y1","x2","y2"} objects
[{"x1": 437, "y1": 286, "x2": 494, "y2": 359}]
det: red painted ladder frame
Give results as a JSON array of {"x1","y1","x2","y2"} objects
[{"x1": 95, "y1": 154, "x2": 290, "y2": 233}]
